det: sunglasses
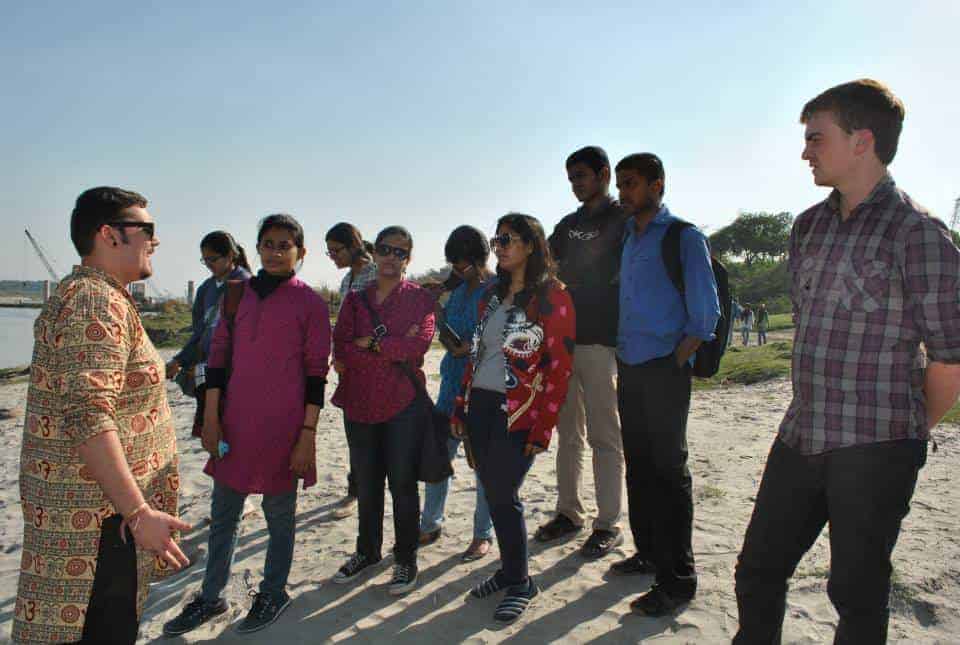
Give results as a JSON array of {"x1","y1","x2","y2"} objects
[
  {"x1": 490, "y1": 233, "x2": 521, "y2": 250},
  {"x1": 374, "y1": 243, "x2": 410, "y2": 260},
  {"x1": 110, "y1": 221, "x2": 156, "y2": 240}
]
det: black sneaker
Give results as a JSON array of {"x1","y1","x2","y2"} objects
[
  {"x1": 162, "y1": 595, "x2": 228, "y2": 636},
  {"x1": 333, "y1": 552, "x2": 381, "y2": 584},
  {"x1": 236, "y1": 590, "x2": 291, "y2": 634},
  {"x1": 609, "y1": 553, "x2": 656, "y2": 575},
  {"x1": 388, "y1": 563, "x2": 418, "y2": 596},
  {"x1": 580, "y1": 528, "x2": 624, "y2": 559},
  {"x1": 534, "y1": 514, "x2": 583, "y2": 543}
]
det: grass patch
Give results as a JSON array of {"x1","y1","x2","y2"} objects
[
  {"x1": 0, "y1": 366, "x2": 30, "y2": 382},
  {"x1": 697, "y1": 484, "x2": 726, "y2": 501},
  {"x1": 766, "y1": 313, "x2": 794, "y2": 332},
  {"x1": 795, "y1": 564, "x2": 830, "y2": 579},
  {"x1": 142, "y1": 302, "x2": 192, "y2": 348},
  {"x1": 694, "y1": 341, "x2": 793, "y2": 389},
  {"x1": 943, "y1": 402, "x2": 960, "y2": 425}
]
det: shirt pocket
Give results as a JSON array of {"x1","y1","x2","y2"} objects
[{"x1": 839, "y1": 258, "x2": 891, "y2": 315}]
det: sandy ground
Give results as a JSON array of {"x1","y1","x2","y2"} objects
[{"x1": 0, "y1": 346, "x2": 957, "y2": 644}]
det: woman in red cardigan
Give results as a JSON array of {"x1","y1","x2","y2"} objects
[{"x1": 452, "y1": 213, "x2": 576, "y2": 623}]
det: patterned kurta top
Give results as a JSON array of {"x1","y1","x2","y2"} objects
[{"x1": 14, "y1": 266, "x2": 180, "y2": 643}]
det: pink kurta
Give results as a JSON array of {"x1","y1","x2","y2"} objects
[{"x1": 204, "y1": 277, "x2": 330, "y2": 494}]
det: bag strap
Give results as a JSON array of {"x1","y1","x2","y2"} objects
[
  {"x1": 662, "y1": 220, "x2": 693, "y2": 297},
  {"x1": 221, "y1": 280, "x2": 245, "y2": 375},
  {"x1": 358, "y1": 290, "x2": 427, "y2": 396}
]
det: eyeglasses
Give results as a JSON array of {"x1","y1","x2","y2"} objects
[
  {"x1": 110, "y1": 221, "x2": 156, "y2": 240},
  {"x1": 490, "y1": 233, "x2": 521, "y2": 250},
  {"x1": 374, "y1": 243, "x2": 410, "y2": 260},
  {"x1": 259, "y1": 240, "x2": 297, "y2": 253},
  {"x1": 326, "y1": 245, "x2": 346, "y2": 259},
  {"x1": 200, "y1": 255, "x2": 224, "y2": 266}
]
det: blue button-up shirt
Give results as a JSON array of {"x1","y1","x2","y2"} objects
[{"x1": 617, "y1": 205, "x2": 720, "y2": 366}]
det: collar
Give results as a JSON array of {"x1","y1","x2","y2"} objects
[
  {"x1": 72, "y1": 265, "x2": 136, "y2": 304},
  {"x1": 825, "y1": 174, "x2": 896, "y2": 216},
  {"x1": 624, "y1": 204, "x2": 670, "y2": 239},
  {"x1": 249, "y1": 269, "x2": 295, "y2": 300},
  {"x1": 577, "y1": 195, "x2": 617, "y2": 220}
]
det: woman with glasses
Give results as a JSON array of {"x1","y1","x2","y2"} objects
[
  {"x1": 419, "y1": 226, "x2": 495, "y2": 561},
  {"x1": 331, "y1": 226, "x2": 436, "y2": 596},
  {"x1": 452, "y1": 213, "x2": 576, "y2": 623},
  {"x1": 164, "y1": 214, "x2": 331, "y2": 636},
  {"x1": 166, "y1": 231, "x2": 251, "y2": 437},
  {"x1": 324, "y1": 222, "x2": 377, "y2": 518}
]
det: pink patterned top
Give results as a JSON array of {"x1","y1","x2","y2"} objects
[{"x1": 332, "y1": 280, "x2": 436, "y2": 423}]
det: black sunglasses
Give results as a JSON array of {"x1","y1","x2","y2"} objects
[
  {"x1": 490, "y1": 233, "x2": 520, "y2": 250},
  {"x1": 110, "y1": 221, "x2": 156, "y2": 240},
  {"x1": 374, "y1": 243, "x2": 410, "y2": 260}
]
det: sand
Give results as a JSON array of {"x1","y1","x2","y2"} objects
[{"x1": 0, "y1": 347, "x2": 957, "y2": 644}]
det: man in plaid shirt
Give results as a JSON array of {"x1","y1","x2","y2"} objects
[{"x1": 734, "y1": 79, "x2": 960, "y2": 644}]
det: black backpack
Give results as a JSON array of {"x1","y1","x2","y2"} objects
[{"x1": 661, "y1": 220, "x2": 732, "y2": 378}]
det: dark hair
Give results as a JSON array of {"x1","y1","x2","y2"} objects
[
  {"x1": 257, "y1": 213, "x2": 304, "y2": 247},
  {"x1": 326, "y1": 222, "x2": 373, "y2": 260},
  {"x1": 566, "y1": 146, "x2": 610, "y2": 175},
  {"x1": 70, "y1": 186, "x2": 148, "y2": 256},
  {"x1": 374, "y1": 225, "x2": 413, "y2": 251},
  {"x1": 494, "y1": 213, "x2": 557, "y2": 301},
  {"x1": 201, "y1": 230, "x2": 250, "y2": 271},
  {"x1": 800, "y1": 78, "x2": 905, "y2": 165},
  {"x1": 615, "y1": 153, "x2": 666, "y2": 197},
  {"x1": 445, "y1": 225, "x2": 489, "y2": 265}
]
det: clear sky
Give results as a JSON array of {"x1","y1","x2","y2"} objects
[{"x1": 3, "y1": 1, "x2": 958, "y2": 296}]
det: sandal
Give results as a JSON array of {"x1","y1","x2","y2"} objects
[
  {"x1": 580, "y1": 528, "x2": 624, "y2": 559},
  {"x1": 494, "y1": 578, "x2": 539, "y2": 623},
  {"x1": 461, "y1": 537, "x2": 492, "y2": 562},
  {"x1": 534, "y1": 514, "x2": 582, "y2": 543}
]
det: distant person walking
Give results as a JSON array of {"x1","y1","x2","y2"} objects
[
  {"x1": 614, "y1": 153, "x2": 720, "y2": 616},
  {"x1": 452, "y1": 213, "x2": 575, "y2": 623},
  {"x1": 164, "y1": 214, "x2": 331, "y2": 636},
  {"x1": 536, "y1": 146, "x2": 627, "y2": 559},
  {"x1": 734, "y1": 79, "x2": 960, "y2": 644},
  {"x1": 741, "y1": 306, "x2": 754, "y2": 346},
  {"x1": 418, "y1": 226, "x2": 495, "y2": 561},
  {"x1": 730, "y1": 298, "x2": 742, "y2": 348},
  {"x1": 15, "y1": 187, "x2": 186, "y2": 644},
  {"x1": 325, "y1": 222, "x2": 378, "y2": 520},
  {"x1": 165, "y1": 231, "x2": 251, "y2": 437},
  {"x1": 756, "y1": 303, "x2": 769, "y2": 346},
  {"x1": 331, "y1": 226, "x2": 436, "y2": 596}
]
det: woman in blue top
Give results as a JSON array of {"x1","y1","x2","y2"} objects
[
  {"x1": 165, "y1": 230, "x2": 251, "y2": 436},
  {"x1": 419, "y1": 226, "x2": 495, "y2": 561}
]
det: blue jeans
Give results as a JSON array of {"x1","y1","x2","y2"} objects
[
  {"x1": 420, "y1": 437, "x2": 494, "y2": 540},
  {"x1": 200, "y1": 481, "x2": 297, "y2": 602}
]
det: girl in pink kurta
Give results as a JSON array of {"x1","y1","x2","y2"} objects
[{"x1": 164, "y1": 214, "x2": 330, "y2": 637}]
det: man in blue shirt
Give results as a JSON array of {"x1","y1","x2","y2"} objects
[{"x1": 613, "y1": 153, "x2": 720, "y2": 616}]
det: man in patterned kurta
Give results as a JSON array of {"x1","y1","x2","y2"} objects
[{"x1": 14, "y1": 187, "x2": 188, "y2": 644}]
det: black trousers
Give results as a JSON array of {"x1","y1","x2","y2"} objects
[
  {"x1": 617, "y1": 355, "x2": 696, "y2": 597},
  {"x1": 469, "y1": 388, "x2": 535, "y2": 586},
  {"x1": 346, "y1": 400, "x2": 421, "y2": 565},
  {"x1": 734, "y1": 438, "x2": 925, "y2": 645},
  {"x1": 72, "y1": 514, "x2": 139, "y2": 644}
]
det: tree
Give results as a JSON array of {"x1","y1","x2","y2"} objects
[
  {"x1": 952, "y1": 229, "x2": 960, "y2": 249},
  {"x1": 709, "y1": 211, "x2": 792, "y2": 264}
]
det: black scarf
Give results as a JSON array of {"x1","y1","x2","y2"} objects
[{"x1": 249, "y1": 269, "x2": 294, "y2": 300}]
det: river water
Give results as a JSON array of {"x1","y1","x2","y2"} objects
[{"x1": 0, "y1": 308, "x2": 39, "y2": 368}]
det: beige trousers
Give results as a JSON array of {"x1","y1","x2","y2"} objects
[{"x1": 554, "y1": 344, "x2": 624, "y2": 531}]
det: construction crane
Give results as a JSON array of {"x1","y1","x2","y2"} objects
[{"x1": 24, "y1": 229, "x2": 61, "y2": 282}]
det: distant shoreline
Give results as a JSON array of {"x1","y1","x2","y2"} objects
[{"x1": 0, "y1": 303, "x2": 42, "y2": 309}]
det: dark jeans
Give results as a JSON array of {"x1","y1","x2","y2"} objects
[
  {"x1": 76, "y1": 514, "x2": 139, "y2": 644},
  {"x1": 469, "y1": 388, "x2": 535, "y2": 586},
  {"x1": 617, "y1": 355, "x2": 696, "y2": 597},
  {"x1": 734, "y1": 438, "x2": 925, "y2": 645},
  {"x1": 346, "y1": 400, "x2": 421, "y2": 565}
]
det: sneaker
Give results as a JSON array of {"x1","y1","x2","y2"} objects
[
  {"x1": 236, "y1": 590, "x2": 291, "y2": 634},
  {"x1": 333, "y1": 552, "x2": 381, "y2": 584},
  {"x1": 162, "y1": 595, "x2": 228, "y2": 636},
  {"x1": 533, "y1": 514, "x2": 583, "y2": 543},
  {"x1": 470, "y1": 570, "x2": 506, "y2": 599},
  {"x1": 609, "y1": 553, "x2": 656, "y2": 575},
  {"x1": 331, "y1": 495, "x2": 357, "y2": 520},
  {"x1": 388, "y1": 563, "x2": 418, "y2": 596},
  {"x1": 494, "y1": 578, "x2": 538, "y2": 623},
  {"x1": 629, "y1": 584, "x2": 693, "y2": 617},
  {"x1": 580, "y1": 528, "x2": 624, "y2": 559}
]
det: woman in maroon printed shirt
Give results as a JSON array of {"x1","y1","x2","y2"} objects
[
  {"x1": 330, "y1": 225, "x2": 436, "y2": 596},
  {"x1": 452, "y1": 213, "x2": 576, "y2": 623}
]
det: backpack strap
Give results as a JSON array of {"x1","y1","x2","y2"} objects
[
  {"x1": 662, "y1": 220, "x2": 694, "y2": 296},
  {"x1": 358, "y1": 290, "x2": 426, "y2": 396},
  {"x1": 223, "y1": 280, "x2": 245, "y2": 332}
]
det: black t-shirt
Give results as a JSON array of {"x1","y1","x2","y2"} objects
[{"x1": 548, "y1": 198, "x2": 627, "y2": 347}]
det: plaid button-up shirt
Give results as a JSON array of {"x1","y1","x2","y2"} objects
[{"x1": 779, "y1": 176, "x2": 960, "y2": 455}]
